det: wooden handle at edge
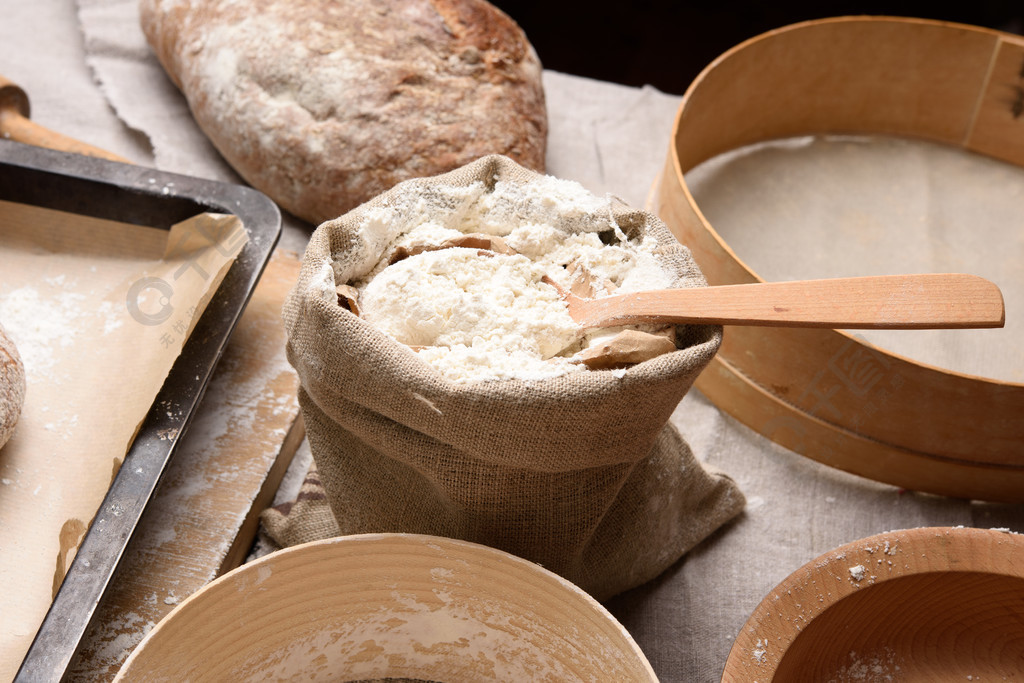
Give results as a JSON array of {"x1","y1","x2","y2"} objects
[{"x1": 0, "y1": 74, "x2": 130, "y2": 164}]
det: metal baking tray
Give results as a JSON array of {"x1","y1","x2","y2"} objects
[{"x1": 0, "y1": 139, "x2": 282, "y2": 681}]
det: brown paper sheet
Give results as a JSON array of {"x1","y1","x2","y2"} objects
[{"x1": 0, "y1": 200, "x2": 246, "y2": 678}]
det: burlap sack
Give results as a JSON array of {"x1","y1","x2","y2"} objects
[{"x1": 281, "y1": 155, "x2": 743, "y2": 600}]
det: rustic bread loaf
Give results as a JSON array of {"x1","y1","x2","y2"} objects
[
  {"x1": 139, "y1": 0, "x2": 548, "y2": 225},
  {"x1": 0, "y1": 323, "x2": 26, "y2": 449}
]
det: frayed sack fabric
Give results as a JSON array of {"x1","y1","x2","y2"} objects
[{"x1": 277, "y1": 155, "x2": 743, "y2": 600}]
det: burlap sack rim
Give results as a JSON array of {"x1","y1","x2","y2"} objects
[
  {"x1": 326, "y1": 155, "x2": 709, "y2": 284},
  {"x1": 284, "y1": 153, "x2": 722, "y2": 399}
]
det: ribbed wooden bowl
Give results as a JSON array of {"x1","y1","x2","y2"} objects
[
  {"x1": 650, "y1": 16, "x2": 1024, "y2": 501},
  {"x1": 114, "y1": 533, "x2": 656, "y2": 682},
  {"x1": 722, "y1": 527, "x2": 1024, "y2": 681}
]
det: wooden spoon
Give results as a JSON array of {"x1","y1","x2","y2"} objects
[
  {"x1": 0, "y1": 73, "x2": 129, "y2": 162},
  {"x1": 548, "y1": 273, "x2": 1004, "y2": 329}
]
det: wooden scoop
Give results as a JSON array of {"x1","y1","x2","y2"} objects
[
  {"x1": 549, "y1": 273, "x2": 1005, "y2": 330},
  {"x1": 0, "y1": 73, "x2": 129, "y2": 162}
]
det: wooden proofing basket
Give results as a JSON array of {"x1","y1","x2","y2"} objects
[
  {"x1": 113, "y1": 534, "x2": 657, "y2": 682},
  {"x1": 650, "y1": 16, "x2": 1024, "y2": 502}
]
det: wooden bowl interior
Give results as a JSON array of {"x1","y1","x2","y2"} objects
[
  {"x1": 775, "y1": 570, "x2": 1024, "y2": 681},
  {"x1": 722, "y1": 528, "x2": 1024, "y2": 682},
  {"x1": 115, "y1": 534, "x2": 655, "y2": 682}
]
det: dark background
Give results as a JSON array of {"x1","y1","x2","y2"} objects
[{"x1": 491, "y1": 1, "x2": 1024, "y2": 95}]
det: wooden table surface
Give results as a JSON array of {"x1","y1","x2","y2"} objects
[{"x1": 66, "y1": 249, "x2": 305, "y2": 680}]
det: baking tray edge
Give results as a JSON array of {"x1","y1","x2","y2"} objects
[{"x1": 0, "y1": 139, "x2": 282, "y2": 682}]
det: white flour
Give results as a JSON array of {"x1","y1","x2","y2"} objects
[
  {"x1": 355, "y1": 177, "x2": 673, "y2": 382},
  {"x1": 831, "y1": 648, "x2": 901, "y2": 682},
  {"x1": 0, "y1": 284, "x2": 85, "y2": 381},
  {"x1": 0, "y1": 275, "x2": 126, "y2": 386}
]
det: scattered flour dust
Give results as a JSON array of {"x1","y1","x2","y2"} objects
[
  {"x1": 65, "y1": 609, "x2": 158, "y2": 678},
  {"x1": 752, "y1": 638, "x2": 768, "y2": 664},
  {"x1": 848, "y1": 565, "x2": 867, "y2": 582},
  {"x1": 830, "y1": 648, "x2": 901, "y2": 682},
  {"x1": 0, "y1": 275, "x2": 124, "y2": 384},
  {"x1": 351, "y1": 176, "x2": 676, "y2": 382},
  {"x1": 0, "y1": 281, "x2": 85, "y2": 381}
]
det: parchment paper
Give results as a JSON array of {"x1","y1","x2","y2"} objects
[{"x1": 0, "y1": 202, "x2": 245, "y2": 679}]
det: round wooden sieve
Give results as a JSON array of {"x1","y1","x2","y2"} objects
[
  {"x1": 721, "y1": 527, "x2": 1024, "y2": 681},
  {"x1": 650, "y1": 16, "x2": 1024, "y2": 502},
  {"x1": 114, "y1": 533, "x2": 657, "y2": 681}
]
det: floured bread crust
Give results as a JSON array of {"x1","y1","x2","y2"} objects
[
  {"x1": 140, "y1": 0, "x2": 548, "y2": 225},
  {"x1": 0, "y1": 323, "x2": 26, "y2": 449}
]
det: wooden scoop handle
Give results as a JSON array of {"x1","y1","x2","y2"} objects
[
  {"x1": 0, "y1": 73, "x2": 129, "y2": 163},
  {"x1": 569, "y1": 273, "x2": 1005, "y2": 329}
]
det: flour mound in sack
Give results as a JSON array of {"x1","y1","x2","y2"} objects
[{"x1": 351, "y1": 175, "x2": 677, "y2": 382}]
